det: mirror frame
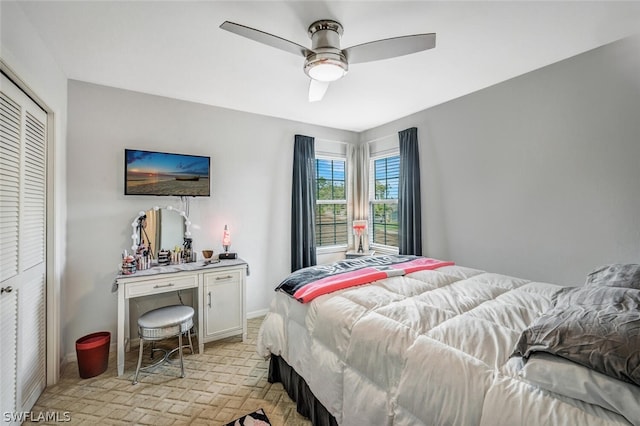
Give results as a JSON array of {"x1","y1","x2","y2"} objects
[{"x1": 130, "y1": 205, "x2": 192, "y2": 254}]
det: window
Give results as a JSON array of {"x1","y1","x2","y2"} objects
[
  {"x1": 370, "y1": 155, "x2": 399, "y2": 248},
  {"x1": 315, "y1": 158, "x2": 347, "y2": 247}
]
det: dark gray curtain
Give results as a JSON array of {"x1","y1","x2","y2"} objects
[
  {"x1": 398, "y1": 127, "x2": 422, "y2": 255},
  {"x1": 291, "y1": 135, "x2": 317, "y2": 271}
]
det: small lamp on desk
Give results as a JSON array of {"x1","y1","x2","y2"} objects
[
  {"x1": 219, "y1": 224, "x2": 237, "y2": 260},
  {"x1": 352, "y1": 220, "x2": 368, "y2": 253}
]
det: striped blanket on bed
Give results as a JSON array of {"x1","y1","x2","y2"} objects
[{"x1": 276, "y1": 255, "x2": 454, "y2": 303}]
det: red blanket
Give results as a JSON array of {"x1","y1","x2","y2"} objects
[{"x1": 293, "y1": 257, "x2": 454, "y2": 303}]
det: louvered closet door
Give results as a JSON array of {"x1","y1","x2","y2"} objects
[{"x1": 0, "y1": 72, "x2": 47, "y2": 421}]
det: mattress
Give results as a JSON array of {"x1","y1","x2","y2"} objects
[{"x1": 257, "y1": 262, "x2": 634, "y2": 425}]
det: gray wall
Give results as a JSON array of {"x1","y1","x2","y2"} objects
[
  {"x1": 65, "y1": 34, "x2": 640, "y2": 357},
  {"x1": 361, "y1": 35, "x2": 640, "y2": 286},
  {"x1": 65, "y1": 81, "x2": 357, "y2": 357}
]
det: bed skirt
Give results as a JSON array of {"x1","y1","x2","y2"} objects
[{"x1": 268, "y1": 355, "x2": 338, "y2": 426}]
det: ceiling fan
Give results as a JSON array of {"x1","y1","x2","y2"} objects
[{"x1": 220, "y1": 19, "x2": 436, "y2": 102}]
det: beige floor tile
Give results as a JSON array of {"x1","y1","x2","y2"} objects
[{"x1": 25, "y1": 317, "x2": 311, "y2": 425}]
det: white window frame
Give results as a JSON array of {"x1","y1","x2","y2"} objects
[
  {"x1": 315, "y1": 153, "x2": 349, "y2": 254},
  {"x1": 368, "y1": 150, "x2": 400, "y2": 254}
]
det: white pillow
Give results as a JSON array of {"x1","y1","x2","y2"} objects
[{"x1": 520, "y1": 353, "x2": 640, "y2": 425}]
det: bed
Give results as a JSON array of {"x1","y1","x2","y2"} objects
[{"x1": 257, "y1": 256, "x2": 640, "y2": 426}]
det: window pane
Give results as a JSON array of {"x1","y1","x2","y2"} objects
[
  {"x1": 317, "y1": 177, "x2": 332, "y2": 200},
  {"x1": 374, "y1": 160, "x2": 386, "y2": 180},
  {"x1": 371, "y1": 155, "x2": 400, "y2": 248},
  {"x1": 372, "y1": 203, "x2": 398, "y2": 246},
  {"x1": 315, "y1": 157, "x2": 347, "y2": 247},
  {"x1": 374, "y1": 179, "x2": 385, "y2": 199},
  {"x1": 316, "y1": 224, "x2": 348, "y2": 246},
  {"x1": 387, "y1": 156, "x2": 400, "y2": 177},
  {"x1": 334, "y1": 204, "x2": 347, "y2": 222},
  {"x1": 317, "y1": 204, "x2": 333, "y2": 223},
  {"x1": 316, "y1": 159, "x2": 332, "y2": 180},
  {"x1": 333, "y1": 181, "x2": 345, "y2": 199},
  {"x1": 316, "y1": 158, "x2": 346, "y2": 202},
  {"x1": 315, "y1": 203, "x2": 347, "y2": 246},
  {"x1": 333, "y1": 161, "x2": 345, "y2": 179},
  {"x1": 374, "y1": 156, "x2": 400, "y2": 200},
  {"x1": 386, "y1": 177, "x2": 399, "y2": 199}
]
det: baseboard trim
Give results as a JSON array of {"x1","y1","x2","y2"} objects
[
  {"x1": 247, "y1": 308, "x2": 269, "y2": 319},
  {"x1": 63, "y1": 313, "x2": 267, "y2": 365}
]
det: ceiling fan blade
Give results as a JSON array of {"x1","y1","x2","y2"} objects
[
  {"x1": 343, "y1": 33, "x2": 436, "y2": 64},
  {"x1": 220, "y1": 21, "x2": 312, "y2": 58},
  {"x1": 308, "y1": 79, "x2": 330, "y2": 102}
]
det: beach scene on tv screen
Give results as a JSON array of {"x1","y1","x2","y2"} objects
[{"x1": 126, "y1": 150, "x2": 210, "y2": 196}]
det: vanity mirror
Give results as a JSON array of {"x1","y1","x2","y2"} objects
[{"x1": 130, "y1": 206, "x2": 192, "y2": 260}]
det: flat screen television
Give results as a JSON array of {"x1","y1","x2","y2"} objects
[{"x1": 124, "y1": 149, "x2": 210, "y2": 197}]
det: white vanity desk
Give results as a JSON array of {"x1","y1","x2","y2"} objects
[{"x1": 114, "y1": 258, "x2": 248, "y2": 376}]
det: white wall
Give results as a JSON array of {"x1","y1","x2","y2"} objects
[
  {"x1": 1, "y1": 1, "x2": 68, "y2": 380},
  {"x1": 361, "y1": 35, "x2": 640, "y2": 286},
  {"x1": 65, "y1": 81, "x2": 357, "y2": 357}
]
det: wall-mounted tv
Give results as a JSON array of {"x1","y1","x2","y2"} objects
[{"x1": 124, "y1": 149, "x2": 210, "y2": 197}]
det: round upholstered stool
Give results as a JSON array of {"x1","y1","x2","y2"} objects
[{"x1": 132, "y1": 304, "x2": 194, "y2": 384}]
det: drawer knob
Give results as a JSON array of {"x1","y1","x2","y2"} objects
[{"x1": 216, "y1": 275, "x2": 233, "y2": 280}]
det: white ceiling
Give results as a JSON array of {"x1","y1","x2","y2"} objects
[{"x1": 15, "y1": 1, "x2": 640, "y2": 132}]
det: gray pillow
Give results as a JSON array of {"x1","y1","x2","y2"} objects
[
  {"x1": 513, "y1": 286, "x2": 640, "y2": 386},
  {"x1": 586, "y1": 263, "x2": 640, "y2": 289}
]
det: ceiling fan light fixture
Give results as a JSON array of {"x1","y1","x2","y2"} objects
[
  {"x1": 220, "y1": 19, "x2": 436, "y2": 101},
  {"x1": 306, "y1": 60, "x2": 347, "y2": 82}
]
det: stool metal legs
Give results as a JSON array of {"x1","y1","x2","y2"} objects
[
  {"x1": 178, "y1": 333, "x2": 184, "y2": 378},
  {"x1": 133, "y1": 304, "x2": 194, "y2": 384},
  {"x1": 186, "y1": 328, "x2": 193, "y2": 354},
  {"x1": 170, "y1": 329, "x2": 192, "y2": 378},
  {"x1": 131, "y1": 329, "x2": 193, "y2": 384},
  {"x1": 132, "y1": 339, "x2": 145, "y2": 385}
]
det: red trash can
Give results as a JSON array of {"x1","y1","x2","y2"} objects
[{"x1": 75, "y1": 331, "x2": 110, "y2": 378}]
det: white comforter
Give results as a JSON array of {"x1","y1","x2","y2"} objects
[{"x1": 257, "y1": 264, "x2": 631, "y2": 425}]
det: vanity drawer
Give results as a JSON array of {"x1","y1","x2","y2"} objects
[
  {"x1": 124, "y1": 275, "x2": 197, "y2": 298},
  {"x1": 205, "y1": 269, "x2": 242, "y2": 283}
]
